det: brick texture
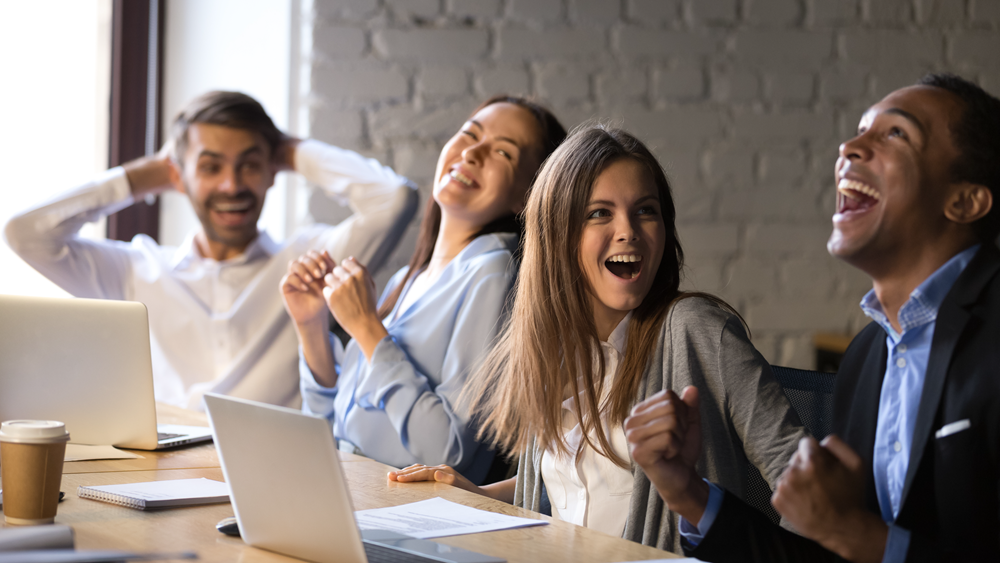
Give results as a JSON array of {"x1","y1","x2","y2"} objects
[{"x1": 304, "y1": 0, "x2": 1000, "y2": 369}]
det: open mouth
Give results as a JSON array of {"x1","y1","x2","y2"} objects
[
  {"x1": 208, "y1": 193, "x2": 256, "y2": 226},
  {"x1": 448, "y1": 169, "x2": 479, "y2": 189},
  {"x1": 837, "y1": 178, "x2": 880, "y2": 214},
  {"x1": 605, "y1": 254, "x2": 642, "y2": 280}
]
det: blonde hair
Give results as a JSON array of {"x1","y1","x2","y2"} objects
[{"x1": 468, "y1": 125, "x2": 698, "y2": 467}]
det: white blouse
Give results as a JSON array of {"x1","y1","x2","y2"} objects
[{"x1": 540, "y1": 313, "x2": 634, "y2": 537}]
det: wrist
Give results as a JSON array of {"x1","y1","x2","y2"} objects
[
  {"x1": 662, "y1": 472, "x2": 710, "y2": 526},
  {"x1": 123, "y1": 155, "x2": 173, "y2": 196},
  {"x1": 821, "y1": 511, "x2": 887, "y2": 563},
  {"x1": 354, "y1": 316, "x2": 389, "y2": 361}
]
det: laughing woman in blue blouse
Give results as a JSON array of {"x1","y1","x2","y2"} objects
[{"x1": 280, "y1": 96, "x2": 566, "y2": 484}]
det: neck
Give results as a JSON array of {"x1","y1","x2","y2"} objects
[
  {"x1": 195, "y1": 231, "x2": 256, "y2": 262},
  {"x1": 865, "y1": 237, "x2": 978, "y2": 333},
  {"x1": 593, "y1": 305, "x2": 628, "y2": 343},
  {"x1": 426, "y1": 214, "x2": 478, "y2": 276}
]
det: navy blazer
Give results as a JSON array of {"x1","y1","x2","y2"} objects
[{"x1": 686, "y1": 244, "x2": 1000, "y2": 563}]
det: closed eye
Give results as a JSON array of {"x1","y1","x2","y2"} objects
[
  {"x1": 461, "y1": 130, "x2": 478, "y2": 141},
  {"x1": 497, "y1": 148, "x2": 512, "y2": 160}
]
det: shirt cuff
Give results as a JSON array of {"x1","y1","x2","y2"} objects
[
  {"x1": 880, "y1": 523, "x2": 911, "y2": 563},
  {"x1": 677, "y1": 480, "x2": 724, "y2": 547}
]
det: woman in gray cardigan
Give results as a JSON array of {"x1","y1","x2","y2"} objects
[{"x1": 390, "y1": 125, "x2": 805, "y2": 554}]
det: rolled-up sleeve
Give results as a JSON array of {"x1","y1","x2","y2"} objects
[
  {"x1": 3, "y1": 168, "x2": 137, "y2": 299},
  {"x1": 295, "y1": 140, "x2": 418, "y2": 272}
]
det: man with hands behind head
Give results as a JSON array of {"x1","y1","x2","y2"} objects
[
  {"x1": 5, "y1": 91, "x2": 417, "y2": 410},
  {"x1": 626, "y1": 73, "x2": 1000, "y2": 562}
]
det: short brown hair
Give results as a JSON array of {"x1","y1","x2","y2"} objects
[{"x1": 170, "y1": 91, "x2": 282, "y2": 166}]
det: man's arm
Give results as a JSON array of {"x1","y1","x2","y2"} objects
[
  {"x1": 3, "y1": 151, "x2": 180, "y2": 300},
  {"x1": 293, "y1": 139, "x2": 418, "y2": 273},
  {"x1": 625, "y1": 389, "x2": 886, "y2": 563}
]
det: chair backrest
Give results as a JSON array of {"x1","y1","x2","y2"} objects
[{"x1": 743, "y1": 365, "x2": 837, "y2": 524}]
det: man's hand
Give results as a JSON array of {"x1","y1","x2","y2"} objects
[
  {"x1": 323, "y1": 257, "x2": 388, "y2": 360},
  {"x1": 122, "y1": 142, "x2": 181, "y2": 198},
  {"x1": 772, "y1": 435, "x2": 888, "y2": 562},
  {"x1": 624, "y1": 386, "x2": 710, "y2": 525},
  {"x1": 272, "y1": 134, "x2": 301, "y2": 173}
]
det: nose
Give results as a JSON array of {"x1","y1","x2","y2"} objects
[
  {"x1": 839, "y1": 130, "x2": 872, "y2": 163},
  {"x1": 615, "y1": 215, "x2": 639, "y2": 243},
  {"x1": 461, "y1": 140, "x2": 488, "y2": 165},
  {"x1": 218, "y1": 165, "x2": 238, "y2": 193}
]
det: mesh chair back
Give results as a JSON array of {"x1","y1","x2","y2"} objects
[{"x1": 743, "y1": 365, "x2": 837, "y2": 524}]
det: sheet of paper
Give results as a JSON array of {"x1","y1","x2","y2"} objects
[
  {"x1": 64, "y1": 444, "x2": 143, "y2": 462},
  {"x1": 354, "y1": 497, "x2": 547, "y2": 539}
]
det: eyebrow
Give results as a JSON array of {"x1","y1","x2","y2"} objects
[
  {"x1": 197, "y1": 146, "x2": 264, "y2": 161},
  {"x1": 587, "y1": 195, "x2": 659, "y2": 207},
  {"x1": 468, "y1": 119, "x2": 522, "y2": 149},
  {"x1": 881, "y1": 108, "x2": 927, "y2": 137}
]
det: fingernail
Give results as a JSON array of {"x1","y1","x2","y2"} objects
[{"x1": 304, "y1": 274, "x2": 313, "y2": 282}]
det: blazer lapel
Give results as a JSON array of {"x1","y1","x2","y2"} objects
[{"x1": 899, "y1": 246, "x2": 1000, "y2": 506}]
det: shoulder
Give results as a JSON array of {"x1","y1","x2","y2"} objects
[
  {"x1": 664, "y1": 295, "x2": 742, "y2": 335},
  {"x1": 454, "y1": 233, "x2": 518, "y2": 281}
]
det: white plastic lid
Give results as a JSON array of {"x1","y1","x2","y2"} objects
[{"x1": 0, "y1": 420, "x2": 70, "y2": 443}]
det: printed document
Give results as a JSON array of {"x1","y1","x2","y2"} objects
[{"x1": 355, "y1": 497, "x2": 547, "y2": 539}]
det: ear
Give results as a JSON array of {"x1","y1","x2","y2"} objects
[{"x1": 944, "y1": 182, "x2": 992, "y2": 225}]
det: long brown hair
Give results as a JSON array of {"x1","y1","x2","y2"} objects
[
  {"x1": 469, "y1": 125, "x2": 741, "y2": 467},
  {"x1": 376, "y1": 96, "x2": 567, "y2": 319}
]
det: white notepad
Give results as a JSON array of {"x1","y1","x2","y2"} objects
[{"x1": 77, "y1": 478, "x2": 230, "y2": 510}]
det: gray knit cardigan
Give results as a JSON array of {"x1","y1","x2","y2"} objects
[{"x1": 512, "y1": 297, "x2": 805, "y2": 554}]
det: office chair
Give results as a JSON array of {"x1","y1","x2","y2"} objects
[{"x1": 743, "y1": 365, "x2": 837, "y2": 525}]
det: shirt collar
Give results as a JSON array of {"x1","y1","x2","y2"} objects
[
  {"x1": 605, "y1": 311, "x2": 632, "y2": 356},
  {"x1": 170, "y1": 229, "x2": 275, "y2": 269},
  {"x1": 859, "y1": 244, "x2": 980, "y2": 338}
]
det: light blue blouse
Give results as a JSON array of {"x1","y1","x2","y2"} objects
[{"x1": 300, "y1": 232, "x2": 518, "y2": 484}]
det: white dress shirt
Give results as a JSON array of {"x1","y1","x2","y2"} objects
[
  {"x1": 4, "y1": 140, "x2": 416, "y2": 410},
  {"x1": 541, "y1": 313, "x2": 634, "y2": 536}
]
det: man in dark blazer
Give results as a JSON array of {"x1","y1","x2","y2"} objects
[{"x1": 624, "y1": 73, "x2": 1000, "y2": 562}]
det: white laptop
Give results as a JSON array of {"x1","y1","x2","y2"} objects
[
  {"x1": 203, "y1": 393, "x2": 505, "y2": 563},
  {"x1": 0, "y1": 294, "x2": 212, "y2": 450}
]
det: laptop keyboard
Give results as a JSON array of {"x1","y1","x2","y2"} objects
[
  {"x1": 157, "y1": 432, "x2": 184, "y2": 441},
  {"x1": 364, "y1": 541, "x2": 445, "y2": 563}
]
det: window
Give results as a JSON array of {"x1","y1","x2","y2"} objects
[{"x1": 0, "y1": 0, "x2": 112, "y2": 297}]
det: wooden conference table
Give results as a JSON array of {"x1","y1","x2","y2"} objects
[{"x1": 33, "y1": 404, "x2": 678, "y2": 562}]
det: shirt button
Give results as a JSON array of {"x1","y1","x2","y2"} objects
[
  {"x1": 898, "y1": 344, "x2": 907, "y2": 353},
  {"x1": 896, "y1": 358, "x2": 906, "y2": 368},
  {"x1": 894, "y1": 441, "x2": 902, "y2": 452}
]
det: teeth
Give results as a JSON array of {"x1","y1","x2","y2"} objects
[
  {"x1": 607, "y1": 254, "x2": 642, "y2": 263},
  {"x1": 451, "y1": 170, "x2": 474, "y2": 187},
  {"x1": 837, "y1": 178, "x2": 881, "y2": 201}
]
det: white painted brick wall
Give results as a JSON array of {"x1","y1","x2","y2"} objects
[{"x1": 303, "y1": 0, "x2": 1000, "y2": 369}]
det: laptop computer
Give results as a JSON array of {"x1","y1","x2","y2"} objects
[
  {"x1": 0, "y1": 294, "x2": 212, "y2": 450},
  {"x1": 203, "y1": 393, "x2": 505, "y2": 563}
]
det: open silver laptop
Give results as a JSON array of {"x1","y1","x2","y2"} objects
[
  {"x1": 204, "y1": 393, "x2": 505, "y2": 563},
  {"x1": 0, "y1": 294, "x2": 211, "y2": 450}
]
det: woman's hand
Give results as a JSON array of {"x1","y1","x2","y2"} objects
[
  {"x1": 323, "y1": 257, "x2": 388, "y2": 360},
  {"x1": 280, "y1": 250, "x2": 335, "y2": 326},
  {"x1": 388, "y1": 464, "x2": 487, "y2": 496},
  {"x1": 625, "y1": 386, "x2": 710, "y2": 526}
]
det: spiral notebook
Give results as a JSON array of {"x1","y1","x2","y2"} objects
[{"x1": 77, "y1": 478, "x2": 230, "y2": 510}]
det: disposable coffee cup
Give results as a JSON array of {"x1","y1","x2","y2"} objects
[{"x1": 0, "y1": 420, "x2": 70, "y2": 525}]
